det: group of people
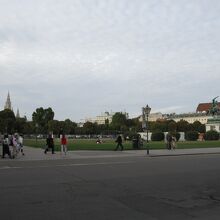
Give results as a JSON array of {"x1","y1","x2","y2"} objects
[
  {"x1": 166, "y1": 133, "x2": 177, "y2": 150},
  {"x1": 44, "y1": 133, "x2": 125, "y2": 153},
  {"x1": 2, "y1": 133, "x2": 178, "y2": 158},
  {"x1": 115, "y1": 134, "x2": 178, "y2": 151},
  {"x1": 44, "y1": 133, "x2": 68, "y2": 155},
  {"x1": 1, "y1": 133, "x2": 24, "y2": 159}
]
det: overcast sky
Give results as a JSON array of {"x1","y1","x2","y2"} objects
[{"x1": 0, "y1": 0, "x2": 220, "y2": 122}]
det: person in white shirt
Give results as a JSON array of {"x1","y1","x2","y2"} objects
[{"x1": 18, "y1": 134, "x2": 25, "y2": 156}]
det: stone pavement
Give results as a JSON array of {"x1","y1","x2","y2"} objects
[{"x1": 1, "y1": 146, "x2": 220, "y2": 161}]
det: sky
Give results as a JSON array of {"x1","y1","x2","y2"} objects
[{"x1": 0, "y1": 0, "x2": 220, "y2": 122}]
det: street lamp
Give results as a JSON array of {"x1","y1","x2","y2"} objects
[
  {"x1": 142, "y1": 105, "x2": 151, "y2": 155},
  {"x1": 35, "y1": 123, "x2": 38, "y2": 142}
]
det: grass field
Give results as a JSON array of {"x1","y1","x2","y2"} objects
[{"x1": 24, "y1": 138, "x2": 220, "y2": 151}]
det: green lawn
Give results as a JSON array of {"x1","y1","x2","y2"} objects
[{"x1": 24, "y1": 138, "x2": 220, "y2": 151}]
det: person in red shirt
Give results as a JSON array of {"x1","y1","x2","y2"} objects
[{"x1": 61, "y1": 134, "x2": 67, "y2": 155}]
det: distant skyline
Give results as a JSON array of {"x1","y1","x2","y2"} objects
[{"x1": 0, "y1": 0, "x2": 220, "y2": 122}]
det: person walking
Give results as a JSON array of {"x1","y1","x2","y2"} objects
[
  {"x1": 114, "y1": 135, "x2": 124, "y2": 151},
  {"x1": 171, "y1": 135, "x2": 177, "y2": 150},
  {"x1": 2, "y1": 134, "x2": 12, "y2": 159},
  {"x1": 18, "y1": 134, "x2": 25, "y2": 156},
  {"x1": 44, "y1": 133, "x2": 55, "y2": 154},
  {"x1": 12, "y1": 134, "x2": 18, "y2": 158},
  {"x1": 166, "y1": 133, "x2": 172, "y2": 150},
  {"x1": 60, "y1": 134, "x2": 67, "y2": 155}
]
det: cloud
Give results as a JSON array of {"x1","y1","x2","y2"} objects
[{"x1": 0, "y1": 0, "x2": 220, "y2": 121}]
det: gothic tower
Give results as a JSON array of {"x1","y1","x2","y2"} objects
[
  {"x1": 16, "y1": 108, "x2": 20, "y2": 118},
  {"x1": 4, "y1": 92, "x2": 12, "y2": 110}
]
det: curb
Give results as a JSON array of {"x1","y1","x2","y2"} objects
[{"x1": 148, "y1": 152, "x2": 220, "y2": 157}]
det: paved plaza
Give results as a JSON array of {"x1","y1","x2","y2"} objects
[
  {"x1": 1, "y1": 145, "x2": 220, "y2": 161},
  {"x1": 1, "y1": 146, "x2": 220, "y2": 220}
]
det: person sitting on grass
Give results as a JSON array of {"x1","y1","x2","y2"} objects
[{"x1": 96, "y1": 137, "x2": 102, "y2": 144}]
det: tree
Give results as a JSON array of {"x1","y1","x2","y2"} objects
[
  {"x1": 14, "y1": 117, "x2": 27, "y2": 133},
  {"x1": 192, "y1": 121, "x2": 205, "y2": 133},
  {"x1": 83, "y1": 122, "x2": 97, "y2": 135},
  {"x1": 150, "y1": 121, "x2": 167, "y2": 132},
  {"x1": 23, "y1": 121, "x2": 35, "y2": 135},
  {"x1": 128, "y1": 118, "x2": 142, "y2": 132},
  {"x1": 48, "y1": 120, "x2": 60, "y2": 135},
  {"x1": 105, "y1": 119, "x2": 109, "y2": 127},
  {"x1": 32, "y1": 107, "x2": 54, "y2": 133},
  {"x1": 0, "y1": 109, "x2": 16, "y2": 133},
  {"x1": 75, "y1": 126, "x2": 84, "y2": 135},
  {"x1": 63, "y1": 119, "x2": 77, "y2": 134},
  {"x1": 176, "y1": 120, "x2": 191, "y2": 132},
  {"x1": 168, "y1": 121, "x2": 177, "y2": 132},
  {"x1": 111, "y1": 112, "x2": 128, "y2": 131}
]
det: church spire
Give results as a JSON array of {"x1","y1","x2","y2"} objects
[
  {"x1": 4, "y1": 92, "x2": 12, "y2": 110},
  {"x1": 16, "y1": 108, "x2": 20, "y2": 118}
]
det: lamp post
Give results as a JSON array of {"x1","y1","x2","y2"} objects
[
  {"x1": 35, "y1": 123, "x2": 38, "y2": 142},
  {"x1": 142, "y1": 105, "x2": 151, "y2": 155}
]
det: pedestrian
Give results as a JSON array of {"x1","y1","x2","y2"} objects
[
  {"x1": 44, "y1": 133, "x2": 55, "y2": 154},
  {"x1": 8, "y1": 134, "x2": 13, "y2": 155},
  {"x1": 2, "y1": 134, "x2": 12, "y2": 159},
  {"x1": 114, "y1": 135, "x2": 124, "y2": 151},
  {"x1": 60, "y1": 134, "x2": 67, "y2": 155},
  {"x1": 166, "y1": 133, "x2": 172, "y2": 150},
  {"x1": 12, "y1": 134, "x2": 18, "y2": 158},
  {"x1": 18, "y1": 134, "x2": 25, "y2": 156},
  {"x1": 171, "y1": 136, "x2": 177, "y2": 150}
]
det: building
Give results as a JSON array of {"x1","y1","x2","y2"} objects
[
  {"x1": 196, "y1": 102, "x2": 220, "y2": 113},
  {"x1": 138, "y1": 112, "x2": 211, "y2": 124},
  {"x1": 206, "y1": 117, "x2": 220, "y2": 132},
  {"x1": 3, "y1": 92, "x2": 21, "y2": 118},
  {"x1": 85, "y1": 111, "x2": 129, "y2": 125},
  {"x1": 16, "y1": 108, "x2": 20, "y2": 118},
  {"x1": 170, "y1": 113, "x2": 212, "y2": 124},
  {"x1": 139, "y1": 112, "x2": 168, "y2": 122},
  {"x1": 148, "y1": 112, "x2": 163, "y2": 121},
  {"x1": 4, "y1": 92, "x2": 12, "y2": 111}
]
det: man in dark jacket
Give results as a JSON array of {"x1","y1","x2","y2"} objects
[
  {"x1": 166, "y1": 133, "x2": 172, "y2": 150},
  {"x1": 44, "y1": 133, "x2": 55, "y2": 154},
  {"x1": 114, "y1": 135, "x2": 124, "y2": 151},
  {"x1": 2, "y1": 134, "x2": 12, "y2": 158}
]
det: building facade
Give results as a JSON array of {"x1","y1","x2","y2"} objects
[
  {"x1": 85, "y1": 111, "x2": 129, "y2": 125},
  {"x1": 206, "y1": 118, "x2": 220, "y2": 132},
  {"x1": 170, "y1": 113, "x2": 212, "y2": 124}
]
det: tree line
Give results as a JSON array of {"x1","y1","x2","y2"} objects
[{"x1": 0, "y1": 107, "x2": 206, "y2": 136}]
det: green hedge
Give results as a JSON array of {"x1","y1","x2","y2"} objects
[
  {"x1": 185, "y1": 131, "x2": 199, "y2": 141},
  {"x1": 204, "y1": 130, "x2": 220, "y2": 140},
  {"x1": 151, "y1": 131, "x2": 165, "y2": 141}
]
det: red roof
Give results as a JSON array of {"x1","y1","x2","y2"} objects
[{"x1": 196, "y1": 102, "x2": 220, "y2": 112}]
